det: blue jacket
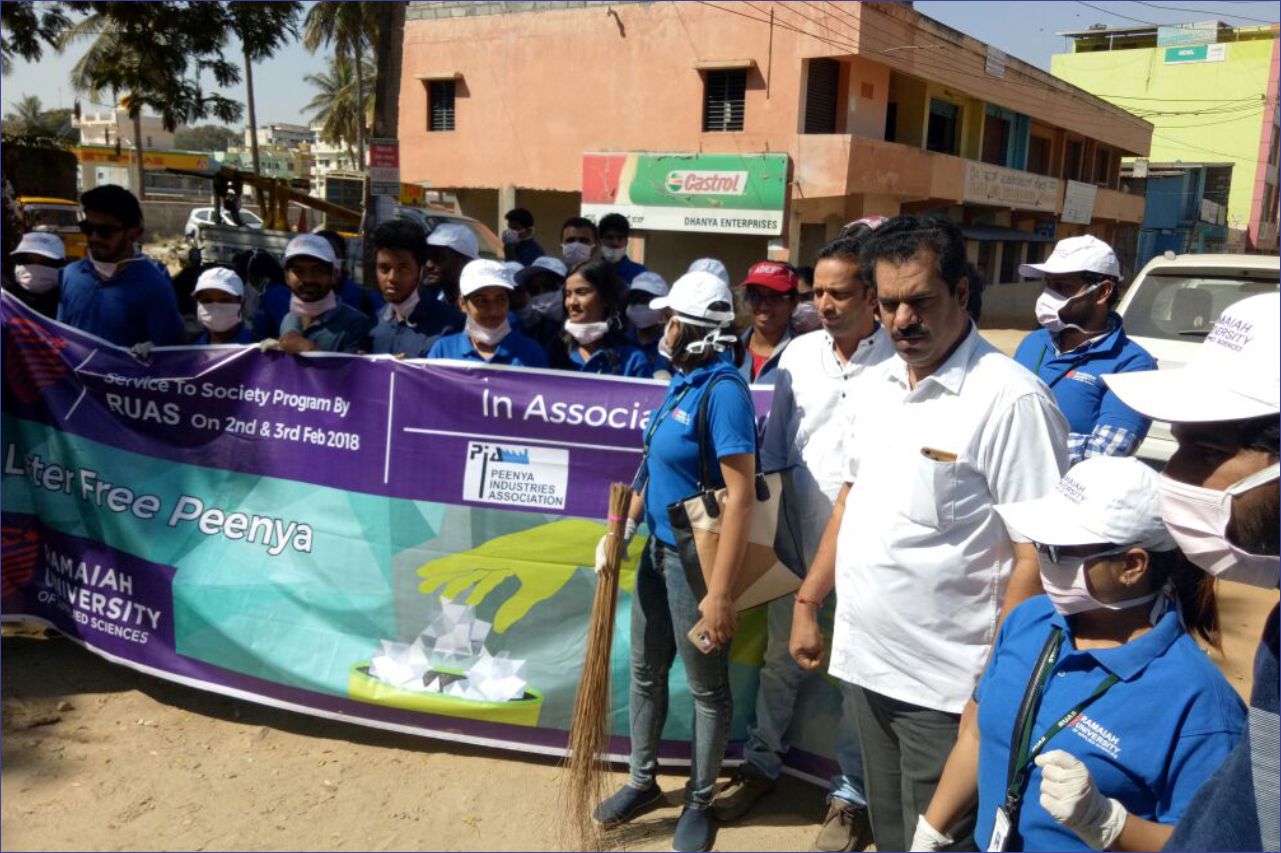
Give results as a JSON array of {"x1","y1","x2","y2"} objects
[
  {"x1": 737, "y1": 327, "x2": 794, "y2": 387},
  {"x1": 193, "y1": 324, "x2": 255, "y2": 346},
  {"x1": 612, "y1": 255, "x2": 648, "y2": 285},
  {"x1": 337, "y1": 277, "x2": 385, "y2": 318},
  {"x1": 505, "y1": 239, "x2": 545, "y2": 267},
  {"x1": 57, "y1": 256, "x2": 185, "y2": 347},
  {"x1": 1014, "y1": 315, "x2": 1155, "y2": 441}
]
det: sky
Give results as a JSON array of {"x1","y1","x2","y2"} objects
[{"x1": 3, "y1": 1, "x2": 1278, "y2": 129}]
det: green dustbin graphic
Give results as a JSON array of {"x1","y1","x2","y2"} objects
[{"x1": 347, "y1": 662, "x2": 545, "y2": 727}]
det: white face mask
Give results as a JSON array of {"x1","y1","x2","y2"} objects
[
  {"x1": 1037, "y1": 548, "x2": 1161, "y2": 616},
  {"x1": 792, "y1": 301, "x2": 821, "y2": 334},
  {"x1": 290, "y1": 291, "x2": 337, "y2": 320},
  {"x1": 1035, "y1": 283, "x2": 1099, "y2": 334},
  {"x1": 529, "y1": 290, "x2": 564, "y2": 321},
  {"x1": 600, "y1": 245, "x2": 626, "y2": 264},
  {"x1": 14, "y1": 264, "x2": 59, "y2": 294},
  {"x1": 466, "y1": 314, "x2": 510, "y2": 347},
  {"x1": 1157, "y1": 463, "x2": 1280, "y2": 588},
  {"x1": 626, "y1": 304, "x2": 662, "y2": 330},
  {"x1": 197, "y1": 302, "x2": 242, "y2": 333},
  {"x1": 561, "y1": 242, "x2": 593, "y2": 267},
  {"x1": 564, "y1": 319, "x2": 610, "y2": 345},
  {"x1": 501, "y1": 229, "x2": 521, "y2": 246},
  {"x1": 90, "y1": 257, "x2": 118, "y2": 280}
]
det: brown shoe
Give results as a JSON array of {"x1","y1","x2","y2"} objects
[
  {"x1": 710, "y1": 765, "x2": 776, "y2": 822},
  {"x1": 813, "y1": 800, "x2": 873, "y2": 852}
]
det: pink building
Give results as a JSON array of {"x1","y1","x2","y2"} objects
[{"x1": 399, "y1": 1, "x2": 1152, "y2": 324}]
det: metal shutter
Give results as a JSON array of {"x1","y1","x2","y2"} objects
[{"x1": 804, "y1": 58, "x2": 839, "y2": 134}]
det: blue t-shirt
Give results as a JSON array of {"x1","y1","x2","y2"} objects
[
  {"x1": 565, "y1": 341, "x2": 654, "y2": 378},
  {"x1": 57, "y1": 256, "x2": 185, "y2": 347},
  {"x1": 505, "y1": 238, "x2": 545, "y2": 267},
  {"x1": 337, "y1": 277, "x2": 385, "y2": 318},
  {"x1": 279, "y1": 303, "x2": 374, "y2": 354},
  {"x1": 643, "y1": 360, "x2": 757, "y2": 547},
  {"x1": 251, "y1": 281, "x2": 292, "y2": 341},
  {"x1": 368, "y1": 292, "x2": 464, "y2": 356},
  {"x1": 193, "y1": 324, "x2": 255, "y2": 346},
  {"x1": 613, "y1": 255, "x2": 648, "y2": 285},
  {"x1": 974, "y1": 596, "x2": 1245, "y2": 851},
  {"x1": 1013, "y1": 315, "x2": 1155, "y2": 441},
  {"x1": 426, "y1": 328, "x2": 549, "y2": 368}
]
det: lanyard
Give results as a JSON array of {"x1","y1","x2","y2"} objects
[
  {"x1": 1004, "y1": 628, "x2": 1120, "y2": 810},
  {"x1": 643, "y1": 385, "x2": 693, "y2": 451}
]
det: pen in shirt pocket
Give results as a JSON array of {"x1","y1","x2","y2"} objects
[{"x1": 920, "y1": 447, "x2": 958, "y2": 463}]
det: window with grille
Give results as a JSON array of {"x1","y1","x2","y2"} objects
[
  {"x1": 428, "y1": 80, "x2": 456, "y2": 132},
  {"x1": 702, "y1": 70, "x2": 746, "y2": 133},
  {"x1": 803, "y1": 59, "x2": 840, "y2": 134}
]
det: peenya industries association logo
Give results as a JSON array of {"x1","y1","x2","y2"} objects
[
  {"x1": 664, "y1": 170, "x2": 749, "y2": 196},
  {"x1": 463, "y1": 442, "x2": 569, "y2": 510}
]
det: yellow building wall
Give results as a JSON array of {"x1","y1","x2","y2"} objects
[{"x1": 1052, "y1": 38, "x2": 1275, "y2": 234}]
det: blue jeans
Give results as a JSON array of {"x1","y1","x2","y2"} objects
[
  {"x1": 741, "y1": 595, "x2": 867, "y2": 806},
  {"x1": 627, "y1": 538, "x2": 732, "y2": 808}
]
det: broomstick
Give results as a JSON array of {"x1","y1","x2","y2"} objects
[{"x1": 558, "y1": 482, "x2": 633, "y2": 851}]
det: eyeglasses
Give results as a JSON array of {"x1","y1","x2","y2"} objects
[
  {"x1": 744, "y1": 290, "x2": 792, "y2": 306},
  {"x1": 79, "y1": 220, "x2": 125, "y2": 238},
  {"x1": 1036, "y1": 543, "x2": 1130, "y2": 564}
]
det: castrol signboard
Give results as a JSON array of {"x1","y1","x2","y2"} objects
[{"x1": 582, "y1": 152, "x2": 788, "y2": 235}]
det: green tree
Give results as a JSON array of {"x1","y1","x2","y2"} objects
[
  {"x1": 227, "y1": 1, "x2": 301, "y2": 187},
  {"x1": 0, "y1": 2, "x2": 71, "y2": 76},
  {"x1": 303, "y1": 2, "x2": 378, "y2": 168},
  {"x1": 6, "y1": 93, "x2": 44, "y2": 131},
  {"x1": 1, "y1": 95, "x2": 77, "y2": 143},
  {"x1": 174, "y1": 124, "x2": 241, "y2": 152},
  {"x1": 303, "y1": 55, "x2": 375, "y2": 167}
]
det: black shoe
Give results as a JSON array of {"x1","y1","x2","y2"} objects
[
  {"x1": 672, "y1": 805, "x2": 715, "y2": 852},
  {"x1": 592, "y1": 783, "x2": 663, "y2": 829}
]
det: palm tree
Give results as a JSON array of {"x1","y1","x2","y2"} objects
[
  {"x1": 303, "y1": 55, "x2": 375, "y2": 168},
  {"x1": 8, "y1": 94, "x2": 44, "y2": 133},
  {"x1": 228, "y1": 1, "x2": 300, "y2": 207},
  {"x1": 303, "y1": 2, "x2": 378, "y2": 168}
]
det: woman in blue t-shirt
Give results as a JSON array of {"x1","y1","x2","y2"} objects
[
  {"x1": 549, "y1": 259, "x2": 651, "y2": 378},
  {"x1": 913, "y1": 457, "x2": 1245, "y2": 853},
  {"x1": 590, "y1": 271, "x2": 757, "y2": 853}
]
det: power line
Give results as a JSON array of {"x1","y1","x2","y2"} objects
[
  {"x1": 1129, "y1": 1, "x2": 1279, "y2": 25},
  {"x1": 1075, "y1": 1, "x2": 1170, "y2": 26}
]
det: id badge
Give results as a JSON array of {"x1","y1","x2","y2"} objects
[{"x1": 987, "y1": 806, "x2": 1012, "y2": 852}]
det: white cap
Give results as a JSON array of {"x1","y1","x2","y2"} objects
[
  {"x1": 630, "y1": 271, "x2": 669, "y2": 299},
  {"x1": 1104, "y1": 292, "x2": 1280, "y2": 422},
  {"x1": 1019, "y1": 235, "x2": 1121, "y2": 281},
  {"x1": 193, "y1": 267, "x2": 245, "y2": 299},
  {"x1": 995, "y1": 457, "x2": 1175, "y2": 551},
  {"x1": 427, "y1": 222, "x2": 480, "y2": 260},
  {"x1": 687, "y1": 257, "x2": 730, "y2": 287},
  {"x1": 460, "y1": 258, "x2": 515, "y2": 297},
  {"x1": 529, "y1": 255, "x2": 567, "y2": 277},
  {"x1": 12, "y1": 231, "x2": 65, "y2": 261},
  {"x1": 651, "y1": 271, "x2": 735, "y2": 327},
  {"x1": 285, "y1": 233, "x2": 337, "y2": 266}
]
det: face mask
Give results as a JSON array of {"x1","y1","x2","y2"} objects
[
  {"x1": 197, "y1": 302, "x2": 242, "y2": 333},
  {"x1": 390, "y1": 288, "x2": 421, "y2": 323},
  {"x1": 290, "y1": 291, "x2": 337, "y2": 320},
  {"x1": 1037, "y1": 549, "x2": 1161, "y2": 616},
  {"x1": 600, "y1": 245, "x2": 626, "y2": 264},
  {"x1": 792, "y1": 301, "x2": 821, "y2": 334},
  {"x1": 626, "y1": 304, "x2": 662, "y2": 330},
  {"x1": 1157, "y1": 463, "x2": 1281, "y2": 588},
  {"x1": 502, "y1": 229, "x2": 521, "y2": 246},
  {"x1": 1035, "y1": 283, "x2": 1099, "y2": 334},
  {"x1": 564, "y1": 319, "x2": 610, "y2": 345},
  {"x1": 14, "y1": 264, "x2": 59, "y2": 294},
  {"x1": 561, "y1": 242, "x2": 592, "y2": 267},
  {"x1": 529, "y1": 290, "x2": 564, "y2": 321},
  {"x1": 90, "y1": 258, "x2": 118, "y2": 280},
  {"x1": 466, "y1": 314, "x2": 511, "y2": 347}
]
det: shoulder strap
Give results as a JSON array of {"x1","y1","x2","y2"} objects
[{"x1": 694, "y1": 373, "x2": 761, "y2": 490}]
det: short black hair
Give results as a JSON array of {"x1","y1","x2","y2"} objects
[
  {"x1": 560, "y1": 216, "x2": 597, "y2": 240},
  {"x1": 314, "y1": 229, "x2": 347, "y2": 260},
  {"x1": 859, "y1": 215, "x2": 968, "y2": 294},
  {"x1": 597, "y1": 213, "x2": 630, "y2": 239},
  {"x1": 793, "y1": 265, "x2": 814, "y2": 286},
  {"x1": 505, "y1": 207, "x2": 534, "y2": 229},
  {"x1": 81, "y1": 184, "x2": 142, "y2": 229},
  {"x1": 817, "y1": 233, "x2": 874, "y2": 266},
  {"x1": 1081, "y1": 270, "x2": 1123, "y2": 309},
  {"x1": 373, "y1": 218, "x2": 429, "y2": 266}
]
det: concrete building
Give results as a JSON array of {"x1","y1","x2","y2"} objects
[
  {"x1": 397, "y1": 0, "x2": 1151, "y2": 323},
  {"x1": 74, "y1": 106, "x2": 174, "y2": 151},
  {"x1": 244, "y1": 122, "x2": 316, "y2": 150},
  {"x1": 1053, "y1": 21, "x2": 1279, "y2": 253},
  {"x1": 309, "y1": 123, "x2": 361, "y2": 177},
  {"x1": 216, "y1": 146, "x2": 310, "y2": 182}
]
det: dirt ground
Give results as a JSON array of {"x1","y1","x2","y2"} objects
[{"x1": 2, "y1": 329, "x2": 1275, "y2": 852}]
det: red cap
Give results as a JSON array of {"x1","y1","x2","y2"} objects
[{"x1": 740, "y1": 261, "x2": 798, "y2": 293}]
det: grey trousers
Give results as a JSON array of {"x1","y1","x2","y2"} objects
[{"x1": 848, "y1": 685, "x2": 977, "y2": 852}]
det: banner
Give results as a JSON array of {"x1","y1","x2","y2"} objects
[
  {"x1": 581, "y1": 152, "x2": 788, "y2": 235},
  {"x1": 0, "y1": 294, "x2": 846, "y2": 782}
]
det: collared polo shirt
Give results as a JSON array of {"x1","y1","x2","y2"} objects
[
  {"x1": 279, "y1": 303, "x2": 373, "y2": 354},
  {"x1": 57, "y1": 256, "x2": 185, "y2": 347},
  {"x1": 368, "y1": 291, "x2": 464, "y2": 356},
  {"x1": 193, "y1": 324, "x2": 255, "y2": 346},
  {"x1": 643, "y1": 360, "x2": 757, "y2": 547},
  {"x1": 830, "y1": 326, "x2": 1069, "y2": 712},
  {"x1": 973, "y1": 596, "x2": 1245, "y2": 851},
  {"x1": 761, "y1": 327, "x2": 895, "y2": 562},
  {"x1": 426, "y1": 328, "x2": 549, "y2": 368},
  {"x1": 563, "y1": 341, "x2": 653, "y2": 378}
]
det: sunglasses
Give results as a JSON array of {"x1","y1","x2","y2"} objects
[
  {"x1": 744, "y1": 290, "x2": 792, "y2": 306},
  {"x1": 1036, "y1": 543, "x2": 1129, "y2": 564},
  {"x1": 79, "y1": 220, "x2": 125, "y2": 238}
]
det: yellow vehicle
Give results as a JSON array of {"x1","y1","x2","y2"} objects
[{"x1": 16, "y1": 196, "x2": 86, "y2": 260}]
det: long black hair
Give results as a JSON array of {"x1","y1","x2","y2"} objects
[{"x1": 557, "y1": 259, "x2": 630, "y2": 349}]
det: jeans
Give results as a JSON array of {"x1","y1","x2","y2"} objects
[
  {"x1": 742, "y1": 595, "x2": 867, "y2": 806},
  {"x1": 627, "y1": 538, "x2": 732, "y2": 808},
  {"x1": 849, "y1": 685, "x2": 976, "y2": 852}
]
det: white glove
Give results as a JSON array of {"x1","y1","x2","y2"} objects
[
  {"x1": 910, "y1": 815, "x2": 953, "y2": 852},
  {"x1": 1035, "y1": 750, "x2": 1127, "y2": 850},
  {"x1": 594, "y1": 518, "x2": 637, "y2": 574},
  {"x1": 258, "y1": 338, "x2": 281, "y2": 352},
  {"x1": 128, "y1": 341, "x2": 154, "y2": 359}
]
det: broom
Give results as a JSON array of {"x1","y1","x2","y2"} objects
[{"x1": 558, "y1": 482, "x2": 634, "y2": 851}]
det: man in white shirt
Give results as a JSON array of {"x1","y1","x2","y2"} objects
[
  {"x1": 713, "y1": 234, "x2": 895, "y2": 851},
  {"x1": 790, "y1": 215, "x2": 1068, "y2": 851}
]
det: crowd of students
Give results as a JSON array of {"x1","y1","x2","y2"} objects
[{"x1": 4, "y1": 184, "x2": 1278, "y2": 853}]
